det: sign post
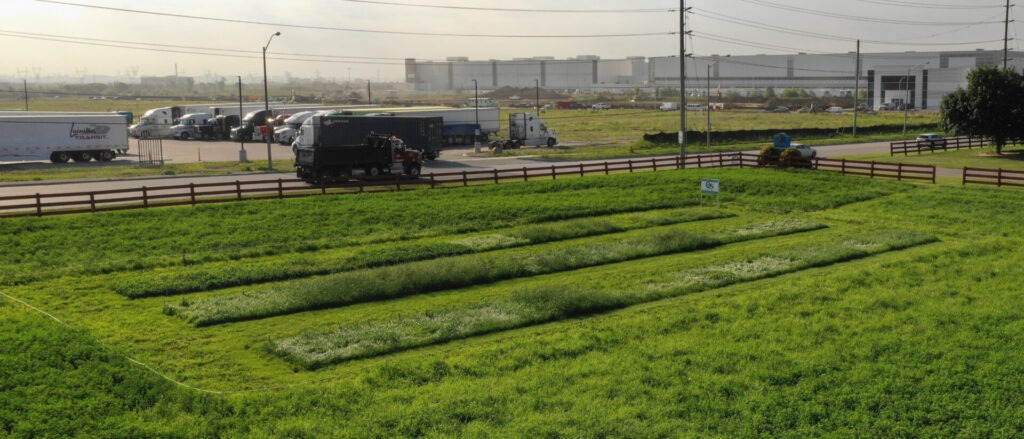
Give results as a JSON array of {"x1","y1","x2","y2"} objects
[{"x1": 700, "y1": 178, "x2": 720, "y2": 206}]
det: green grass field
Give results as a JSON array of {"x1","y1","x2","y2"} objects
[{"x1": 4, "y1": 158, "x2": 1024, "y2": 436}]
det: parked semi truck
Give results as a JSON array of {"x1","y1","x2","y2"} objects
[
  {"x1": 0, "y1": 113, "x2": 129, "y2": 163},
  {"x1": 488, "y1": 113, "x2": 558, "y2": 150},
  {"x1": 128, "y1": 105, "x2": 215, "y2": 139},
  {"x1": 335, "y1": 106, "x2": 500, "y2": 147},
  {"x1": 294, "y1": 114, "x2": 442, "y2": 156},
  {"x1": 294, "y1": 132, "x2": 423, "y2": 183}
]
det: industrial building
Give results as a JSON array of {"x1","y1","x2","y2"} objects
[{"x1": 405, "y1": 50, "x2": 1023, "y2": 110}]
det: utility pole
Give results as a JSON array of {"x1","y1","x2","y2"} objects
[
  {"x1": 238, "y1": 76, "x2": 247, "y2": 162},
  {"x1": 679, "y1": 0, "x2": 687, "y2": 159},
  {"x1": 367, "y1": 81, "x2": 371, "y2": 105},
  {"x1": 853, "y1": 40, "x2": 860, "y2": 137},
  {"x1": 706, "y1": 64, "x2": 711, "y2": 148},
  {"x1": 23, "y1": 80, "x2": 28, "y2": 111},
  {"x1": 535, "y1": 79, "x2": 540, "y2": 114},
  {"x1": 1005, "y1": 0, "x2": 1012, "y2": 69}
]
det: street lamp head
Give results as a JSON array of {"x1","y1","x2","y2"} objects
[{"x1": 274, "y1": 31, "x2": 281, "y2": 36}]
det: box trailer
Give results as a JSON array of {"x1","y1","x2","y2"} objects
[
  {"x1": 295, "y1": 115, "x2": 443, "y2": 159},
  {"x1": 0, "y1": 113, "x2": 129, "y2": 163}
]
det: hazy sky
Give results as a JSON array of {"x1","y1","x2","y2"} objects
[{"x1": 3, "y1": 0, "x2": 1019, "y2": 82}]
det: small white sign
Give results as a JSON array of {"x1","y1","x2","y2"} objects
[{"x1": 701, "y1": 178, "x2": 720, "y2": 195}]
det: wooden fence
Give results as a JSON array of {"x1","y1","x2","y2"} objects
[
  {"x1": 962, "y1": 167, "x2": 1024, "y2": 188},
  {"x1": 890, "y1": 136, "x2": 986, "y2": 156},
  {"x1": 0, "y1": 151, "x2": 935, "y2": 218}
]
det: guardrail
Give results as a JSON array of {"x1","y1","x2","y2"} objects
[
  {"x1": 0, "y1": 151, "x2": 935, "y2": 218},
  {"x1": 890, "y1": 136, "x2": 986, "y2": 156},
  {"x1": 962, "y1": 167, "x2": 1024, "y2": 188}
]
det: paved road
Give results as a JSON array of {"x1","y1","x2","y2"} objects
[{"x1": 0, "y1": 139, "x2": 901, "y2": 203}]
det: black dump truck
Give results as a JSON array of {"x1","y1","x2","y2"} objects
[{"x1": 294, "y1": 133, "x2": 423, "y2": 184}]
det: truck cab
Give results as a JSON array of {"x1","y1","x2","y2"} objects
[
  {"x1": 507, "y1": 113, "x2": 557, "y2": 148},
  {"x1": 168, "y1": 113, "x2": 213, "y2": 140},
  {"x1": 230, "y1": 109, "x2": 273, "y2": 142}
]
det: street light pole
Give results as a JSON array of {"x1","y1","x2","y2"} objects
[
  {"x1": 263, "y1": 31, "x2": 280, "y2": 170},
  {"x1": 535, "y1": 79, "x2": 540, "y2": 114},
  {"x1": 902, "y1": 67, "x2": 910, "y2": 136},
  {"x1": 473, "y1": 79, "x2": 480, "y2": 153},
  {"x1": 238, "y1": 76, "x2": 247, "y2": 162}
]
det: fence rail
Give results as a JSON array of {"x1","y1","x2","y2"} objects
[
  {"x1": 0, "y1": 151, "x2": 936, "y2": 218},
  {"x1": 890, "y1": 136, "x2": 986, "y2": 156},
  {"x1": 962, "y1": 167, "x2": 1024, "y2": 188}
]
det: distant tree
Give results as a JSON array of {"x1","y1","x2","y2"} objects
[
  {"x1": 765, "y1": 87, "x2": 777, "y2": 98},
  {"x1": 941, "y1": 66, "x2": 1024, "y2": 154}
]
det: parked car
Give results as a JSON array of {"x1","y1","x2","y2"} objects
[
  {"x1": 659, "y1": 102, "x2": 679, "y2": 111},
  {"x1": 772, "y1": 106, "x2": 790, "y2": 113},
  {"x1": 592, "y1": 103, "x2": 611, "y2": 110},
  {"x1": 825, "y1": 106, "x2": 844, "y2": 113},
  {"x1": 916, "y1": 133, "x2": 946, "y2": 148}
]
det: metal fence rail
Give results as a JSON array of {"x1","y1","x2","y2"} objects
[
  {"x1": 0, "y1": 151, "x2": 935, "y2": 218},
  {"x1": 890, "y1": 136, "x2": 986, "y2": 156},
  {"x1": 962, "y1": 167, "x2": 1024, "y2": 188}
]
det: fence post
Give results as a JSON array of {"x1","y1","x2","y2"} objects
[
  {"x1": 430, "y1": 173, "x2": 436, "y2": 188},
  {"x1": 870, "y1": 162, "x2": 876, "y2": 179},
  {"x1": 580, "y1": 162, "x2": 585, "y2": 177},
  {"x1": 718, "y1": 152, "x2": 724, "y2": 168},
  {"x1": 738, "y1": 153, "x2": 744, "y2": 169},
  {"x1": 190, "y1": 183, "x2": 196, "y2": 205},
  {"x1": 35, "y1": 193, "x2": 42, "y2": 216},
  {"x1": 931, "y1": 165, "x2": 935, "y2": 184},
  {"x1": 962, "y1": 167, "x2": 967, "y2": 186},
  {"x1": 604, "y1": 162, "x2": 610, "y2": 175},
  {"x1": 676, "y1": 155, "x2": 681, "y2": 170},
  {"x1": 628, "y1": 159, "x2": 633, "y2": 173},
  {"x1": 462, "y1": 170, "x2": 468, "y2": 187},
  {"x1": 493, "y1": 169, "x2": 499, "y2": 184},
  {"x1": 998, "y1": 168, "x2": 1003, "y2": 187},
  {"x1": 697, "y1": 154, "x2": 703, "y2": 168},
  {"x1": 236, "y1": 181, "x2": 242, "y2": 200},
  {"x1": 897, "y1": 163, "x2": 903, "y2": 181},
  {"x1": 841, "y1": 159, "x2": 847, "y2": 176},
  {"x1": 278, "y1": 179, "x2": 284, "y2": 199},
  {"x1": 652, "y1": 158, "x2": 658, "y2": 172},
  {"x1": 551, "y1": 165, "x2": 557, "y2": 180},
  {"x1": 523, "y1": 167, "x2": 529, "y2": 182},
  {"x1": 89, "y1": 194, "x2": 96, "y2": 212},
  {"x1": 142, "y1": 187, "x2": 149, "y2": 208}
]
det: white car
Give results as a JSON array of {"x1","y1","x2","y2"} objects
[
  {"x1": 789, "y1": 143, "x2": 818, "y2": 158},
  {"x1": 825, "y1": 106, "x2": 844, "y2": 113},
  {"x1": 916, "y1": 133, "x2": 946, "y2": 148},
  {"x1": 592, "y1": 103, "x2": 611, "y2": 110}
]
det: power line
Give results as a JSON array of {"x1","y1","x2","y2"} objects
[
  {"x1": 741, "y1": 0, "x2": 1004, "y2": 25},
  {"x1": 37, "y1": 1, "x2": 674, "y2": 38},
  {"x1": 851, "y1": 0, "x2": 1005, "y2": 9},
  {"x1": 338, "y1": 0, "x2": 677, "y2": 13},
  {"x1": 693, "y1": 8, "x2": 1005, "y2": 47}
]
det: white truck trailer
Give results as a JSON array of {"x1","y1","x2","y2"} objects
[{"x1": 0, "y1": 113, "x2": 129, "y2": 163}]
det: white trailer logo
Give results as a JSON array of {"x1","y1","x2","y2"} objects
[{"x1": 69, "y1": 123, "x2": 111, "y2": 140}]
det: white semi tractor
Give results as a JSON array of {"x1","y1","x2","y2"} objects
[
  {"x1": 0, "y1": 113, "x2": 129, "y2": 163},
  {"x1": 129, "y1": 105, "x2": 215, "y2": 139}
]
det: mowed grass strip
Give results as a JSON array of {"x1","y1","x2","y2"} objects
[
  {"x1": 166, "y1": 218, "x2": 825, "y2": 326},
  {"x1": 270, "y1": 230, "x2": 938, "y2": 369},
  {"x1": 114, "y1": 208, "x2": 731, "y2": 298}
]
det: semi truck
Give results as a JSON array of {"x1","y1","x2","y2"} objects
[
  {"x1": 294, "y1": 132, "x2": 423, "y2": 184},
  {"x1": 169, "y1": 113, "x2": 239, "y2": 140},
  {"x1": 0, "y1": 113, "x2": 129, "y2": 163},
  {"x1": 293, "y1": 114, "x2": 442, "y2": 157},
  {"x1": 488, "y1": 113, "x2": 558, "y2": 150},
  {"x1": 128, "y1": 105, "x2": 215, "y2": 139},
  {"x1": 332, "y1": 106, "x2": 500, "y2": 147}
]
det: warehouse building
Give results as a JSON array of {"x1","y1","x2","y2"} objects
[{"x1": 406, "y1": 50, "x2": 1023, "y2": 110}]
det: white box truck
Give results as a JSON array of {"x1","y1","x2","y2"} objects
[{"x1": 0, "y1": 113, "x2": 129, "y2": 163}]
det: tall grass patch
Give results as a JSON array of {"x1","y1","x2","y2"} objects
[
  {"x1": 114, "y1": 208, "x2": 730, "y2": 298},
  {"x1": 167, "y1": 218, "x2": 825, "y2": 326},
  {"x1": 269, "y1": 230, "x2": 937, "y2": 369}
]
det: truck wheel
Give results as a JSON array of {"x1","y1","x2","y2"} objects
[
  {"x1": 367, "y1": 166, "x2": 381, "y2": 177},
  {"x1": 98, "y1": 150, "x2": 115, "y2": 161},
  {"x1": 405, "y1": 163, "x2": 421, "y2": 177},
  {"x1": 141, "y1": 131, "x2": 150, "y2": 139},
  {"x1": 547, "y1": 138, "x2": 557, "y2": 148},
  {"x1": 180, "y1": 132, "x2": 190, "y2": 140},
  {"x1": 50, "y1": 152, "x2": 72, "y2": 163},
  {"x1": 73, "y1": 151, "x2": 94, "y2": 162}
]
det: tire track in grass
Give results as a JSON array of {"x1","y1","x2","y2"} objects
[
  {"x1": 115, "y1": 208, "x2": 732, "y2": 298},
  {"x1": 269, "y1": 230, "x2": 938, "y2": 369},
  {"x1": 165, "y1": 218, "x2": 825, "y2": 327}
]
